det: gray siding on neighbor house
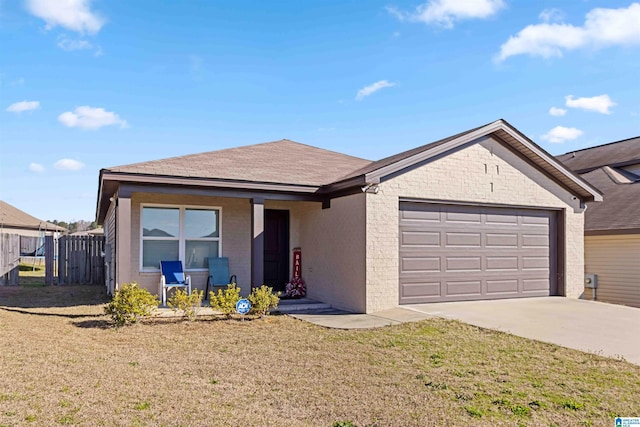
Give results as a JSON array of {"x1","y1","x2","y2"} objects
[{"x1": 584, "y1": 234, "x2": 640, "y2": 308}]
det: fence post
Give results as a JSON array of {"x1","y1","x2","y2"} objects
[{"x1": 45, "y1": 235, "x2": 54, "y2": 285}]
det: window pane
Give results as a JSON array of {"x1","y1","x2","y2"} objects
[
  {"x1": 143, "y1": 241, "x2": 179, "y2": 268},
  {"x1": 185, "y1": 240, "x2": 219, "y2": 269},
  {"x1": 142, "y1": 207, "x2": 179, "y2": 237},
  {"x1": 185, "y1": 209, "x2": 219, "y2": 238}
]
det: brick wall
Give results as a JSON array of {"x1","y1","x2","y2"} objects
[{"x1": 365, "y1": 137, "x2": 585, "y2": 312}]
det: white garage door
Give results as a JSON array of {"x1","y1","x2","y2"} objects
[{"x1": 399, "y1": 202, "x2": 557, "y2": 304}]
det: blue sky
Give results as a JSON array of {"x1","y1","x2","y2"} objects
[{"x1": 1, "y1": 0, "x2": 639, "y2": 223}]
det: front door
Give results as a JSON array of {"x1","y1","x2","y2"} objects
[{"x1": 263, "y1": 209, "x2": 289, "y2": 292}]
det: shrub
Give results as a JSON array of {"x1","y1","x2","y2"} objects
[
  {"x1": 209, "y1": 284, "x2": 241, "y2": 317},
  {"x1": 248, "y1": 285, "x2": 280, "y2": 316},
  {"x1": 104, "y1": 282, "x2": 159, "y2": 327},
  {"x1": 167, "y1": 288, "x2": 204, "y2": 321}
]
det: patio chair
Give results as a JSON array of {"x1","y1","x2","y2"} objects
[
  {"x1": 160, "y1": 260, "x2": 191, "y2": 306},
  {"x1": 205, "y1": 257, "x2": 237, "y2": 298}
]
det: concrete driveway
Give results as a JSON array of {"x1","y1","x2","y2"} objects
[{"x1": 404, "y1": 297, "x2": 640, "y2": 365}]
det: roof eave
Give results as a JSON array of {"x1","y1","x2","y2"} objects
[{"x1": 336, "y1": 119, "x2": 602, "y2": 203}]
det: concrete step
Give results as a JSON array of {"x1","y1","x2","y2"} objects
[{"x1": 276, "y1": 298, "x2": 331, "y2": 313}]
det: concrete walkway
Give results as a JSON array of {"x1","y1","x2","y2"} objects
[
  {"x1": 290, "y1": 307, "x2": 432, "y2": 329},
  {"x1": 290, "y1": 297, "x2": 640, "y2": 365}
]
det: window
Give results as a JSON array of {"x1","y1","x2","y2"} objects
[{"x1": 141, "y1": 206, "x2": 220, "y2": 270}]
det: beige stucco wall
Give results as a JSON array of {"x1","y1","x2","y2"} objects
[
  {"x1": 366, "y1": 137, "x2": 585, "y2": 313},
  {"x1": 298, "y1": 194, "x2": 367, "y2": 312},
  {"x1": 584, "y1": 234, "x2": 640, "y2": 308},
  {"x1": 125, "y1": 193, "x2": 252, "y2": 297}
]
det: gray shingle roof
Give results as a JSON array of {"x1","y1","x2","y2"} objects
[
  {"x1": 106, "y1": 139, "x2": 372, "y2": 187},
  {"x1": 580, "y1": 168, "x2": 640, "y2": 232},
  {"x1": 0, "y1": 200, "x2": 67, "y2": 232},
  {"x1": 557, "y1": 136, "x2": 640, "y2": 173}
]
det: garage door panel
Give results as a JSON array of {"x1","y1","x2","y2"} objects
[
  {"x1": 522, "y1": 256, "x2": 549, "y2": 269},
  {"x1": 522, "y1": 234, "x2": 549, "y2": 247},
  {"x1": 445, "y1": 232, "x2": 481, "y2": 247},
  {"x1": 446, "y1": 257, "x2": 482, "y2": 272},
  {"x1": 486, "y1": 279, "x2": 519, "y2": 294},
  {"x1": 401, "y1": 207, "x2": 441, "y2": 222},
  {"x1": 446, "y1": 280, "x2": 482, "y2": 296},
  {"x1": 401, "y1": 230, "x2": 441, "y2": 247},
  {"x1": 401, "y1": 281, "x2": 441, "y2": 298},
  {"x1": 446, "y1": 210, "x2": 482, "y2": 223},
  {"x1": 486, "y1": 213, "x2": 518, "y2": 225},
  {"x1": 523, "y1": 278, "x2": 549, "y2": 292},
  {"x1": 486, "y1": 256, "x2": 518, "y2": 271},
  {"x1": 399, "y1": 202, "x2": 555, "y2": 304},
  {"x1": 486, "y1": 233, "x2": 519, "y2": 247},
  {"x1": 401, "y1": 257, "x2": 441, "y2": 273}
]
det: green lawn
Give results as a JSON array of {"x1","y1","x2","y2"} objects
[{"x1": 1, "y1": 284, "x2": 639, "y2": 426}]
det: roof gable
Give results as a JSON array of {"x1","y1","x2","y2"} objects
[{"x1": 325, "y1": 119, "x2": 602, "y2": 202}]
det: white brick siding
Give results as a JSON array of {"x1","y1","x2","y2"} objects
[{"x1": 365, "y1": 137, "x2": 585, "y2": 312}]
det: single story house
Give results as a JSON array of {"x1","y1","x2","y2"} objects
[
  {"x1": 96, "y1": 119, "x2": 601, "y2": 313},
  {"x1": 0, "y1": 200, "x2": 67, "y2": 239},
  {"x1": 557, "y1": 136, "x2": 640, "y2": 308}
]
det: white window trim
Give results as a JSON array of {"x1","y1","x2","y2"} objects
[{"x1": 140, "y1": 203, "x2": 222, "y2": 272}]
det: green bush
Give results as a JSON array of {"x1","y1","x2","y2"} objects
[
  {"x1": 248, "y1": 285, "x2": 280, "y2": 316},
  {"x1": 104, "y1": 282, "x2": 159, "y2": 327},
  {"x1": 209, "y1": 284, "x2": 241, "y2": 317},
  {"x1": 168, "y1": 288, "x2": 204, "y2": 321}
]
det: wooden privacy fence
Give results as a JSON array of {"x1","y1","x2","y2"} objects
[
  {"x1": 0, "y1": 233, "x2": 20, "y2": 285},
  {"x1": 57, "y1": 235, "x2": 105, "y2": 285}
]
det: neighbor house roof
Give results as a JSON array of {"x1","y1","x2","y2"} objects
[
  {"x1": 556, "y1": 136, "x2": 640, "y2": 173},
  {"x1": 97, "y1": 119, "x2": 603, "y2": 222},
  {"x1": 557, "y1": 136, "x2": 640, "y2": 234},
  {"x1": 578, "y1": 167, "x2": 640, "y2": 233},
  {"x1": 0, "y1": 200, "x2": 67, "y2": 232}
]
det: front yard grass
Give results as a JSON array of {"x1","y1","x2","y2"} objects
[{"x1": 1, "y1": 285, "x2": 639, "y2": 426}]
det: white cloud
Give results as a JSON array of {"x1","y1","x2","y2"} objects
[
  {"x1": 54, "y1": 159, "x2": 85, "y2": 171},
  {"x1": 387, "y1": 0, "x2": 505, "y2": 28},
  {"x1": 57, "y1": 36, "x2": 92, "y2": 51},
  {"x1": 29, "y1": 163, "x2": 45, "y2": 173},
  {"x1": 355, "y1": 80, "x2": 396, "y2": 101},
  {"x1": 565, "y1": 94, "x2": 616, "y2": 114},
  {"x1": 541, "y1": 126, "x2": 584, "y2": 143},
  {"x1": 58, "y1": 106, "x2": 127, "y2": 130},
  {"x1": 56, "y1": 36, "x2": 102, "y2": 55},
  {"x1": 6, "y1": 100, "x2": 40, "y2": 113},
  {"x1": 497, "y1": 3, "x2": 640, "y2": 61},
  {"x1": 549, "y1": 107, "x2": 567, "y2": 117},
  {"x1": 26, "y1": 0, "x2": 104, "y2": 34},
  {"x1": 539, "y1": 8, "x2": 564, "y2": 23}
]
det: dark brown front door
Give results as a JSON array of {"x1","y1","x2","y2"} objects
[{"x1": 264, "y1": 209, "x2": 289, "y2": 292}]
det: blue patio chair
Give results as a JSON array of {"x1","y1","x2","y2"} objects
[
  {"x1": 160, "y1": 260, "x2": 191, "y2": 306},
  {"x1": 205, "y1": 257, "x2": 237, "y2": 298}
]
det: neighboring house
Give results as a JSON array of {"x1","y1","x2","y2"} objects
[
  {"x1": 0, "y1": 200, "x2": 66, "y2": 284},
  {"x1": 0, "y1": 200, "x2": 67, "y2": 238},
  {"x1": 96, "y1": 119, "x2": 601, "y2": 313},
  {"x1": 557, "y1": 136, "x2": 640, "y2": 308},
  {"x1": 71, "y1": 227, "x2": 104, "y2": 236}
]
